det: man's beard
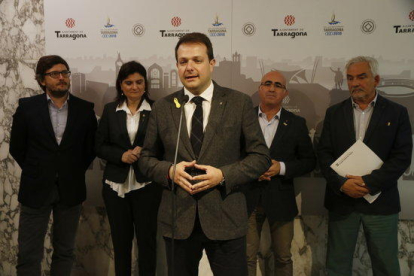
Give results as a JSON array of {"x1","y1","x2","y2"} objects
[
  {"x1": 49, "y1": 89, "x2": 69, "y2": 98},
  {"x1": 48, "y1": 82, "x2": 70, "y2": 98}
]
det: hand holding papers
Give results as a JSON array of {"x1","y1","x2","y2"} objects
[{"x1": 330, "y1": 140, "x2": 383, "y2": 203}]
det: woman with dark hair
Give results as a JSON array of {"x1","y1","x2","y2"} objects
[{"x1": 96, "y1": 61, "x2": 161, "y2": 275}]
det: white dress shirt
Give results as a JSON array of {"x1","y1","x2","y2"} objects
[
  {"x1": 184, "y1": 81, "x2": 214, "y2": 137},
  {"x1": 105, "y1": 99, "x2": 151, "y2": 197},
  {"x1": 352, "y1": 91, "x2": 378, "y2": 141},
  {"x1": 47, "y1": 93, "x2": 69, "y2": 145},
  {"x1": 258, "y1": 106, "x2": 286, "y2": 175}
]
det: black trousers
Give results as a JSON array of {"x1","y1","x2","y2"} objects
[
  {"x1": 102, "y1": 182, "x2": 162, "y2": 276},
  {"x1": 164, "y1": 215, "x2": 247, "y2": 276},
  {"x1": 16, "y1": 186, "x2": 81, "y2": 276}
]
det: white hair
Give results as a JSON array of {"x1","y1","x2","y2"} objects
[{"x1": 345, "y1": 56, "x2": 379, "y2": 76}]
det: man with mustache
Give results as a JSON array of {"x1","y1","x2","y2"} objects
[
  {"x1": 244, "y1": 71, "x2": 315, "y2": 276},
  {"x1": 10, "y1": 55, "x2": 97, "y2": 276},
  {"x1": 318, "y1": 56, "x2": 412, "y2": 276},
  {"x1": 139, "y1": 33, "x2": 270, "y2": 275}
]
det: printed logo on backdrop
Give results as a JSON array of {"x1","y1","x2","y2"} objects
[
  {"x1": 65, "y1": 18, "x2": 75, "y2": 28},
  {"x1": 361, "y1": 19, "x2": 376, "y2": 34},
  {"x1": 101, "y1": 18, "x2": 118, "y2": 38},
  {"x1": 208, "y1": 15, "x2": 226, "y2": 37},
  {"x1": 284, "y1": 15, "x2": 295, "y2": 26},
  {"x1": 272, "y1": 15, "x2": 307, "y2": 38},
  {"x1": 393, "y1": 10, "x2": 414, "y2": 34},
  {"x1": 132, "y1": 23, "x2": 145, "y2": 37},
  {"x1": 242, "y1": 22, "x2": 256, "y2": 36},
  {"x1": 55, "y1": 18, "x2": 87, "y2": 40},
  {"x1": 282, "y1": 95, "x2": 290, "y2": 105},
  {"x1": 160, "y1": 16, "x2": 190, "y2": 38},
  {"x1": 171, "y1": 17, "x2": 181, "y2": 27},
  {"x1": 283, "y1": 95, "x2": 301, "y2": 113},
  {"x1": 324, "y1": 13, "x2": 344, "y2": 36}
]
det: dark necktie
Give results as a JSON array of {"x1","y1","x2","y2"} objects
[{"x1": 191, "y1": 96, "x2": 204, "y2": 158}]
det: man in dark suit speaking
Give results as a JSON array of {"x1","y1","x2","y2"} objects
[
  {"x1": 139, "y1": 33, "x2": 270, "y2": 275},
  {"x1": 244, "y1": 71, "x2": 316, "y2": 276},
  {"x1": 10, "y1": 55, "x2": 97, "y2": 275},
  {"x1": 318, "y1": 56, "x2": 412, "y2": 276}
]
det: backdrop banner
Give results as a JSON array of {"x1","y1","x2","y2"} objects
[{"x1": 45, "y1": 0, "x2": 414, "y2": 218}]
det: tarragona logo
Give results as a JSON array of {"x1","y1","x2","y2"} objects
[
  {"x1": 171, "y1": 17, "x2": 182, "y2": 27},
  {"x1": 65, "y1": 18, "x2": 75, "y2": 28},
  {"x1": 284, "y1": 15, "x2": 295, "y2": 26},
  {"x1": 409, "y1": 10, "x2": 414, "y2": 21}
]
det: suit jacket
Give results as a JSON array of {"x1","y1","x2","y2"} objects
[
  {"x1": 139, "y1": 82, "x2": 271, "y2": 240},
  {"x1": 10, "y1": 93, "x2": 97, "y2": 208},
  {"x1": 317, "y1": 95, "x2": 412, "y2": 215},
  {"x1": 95, "y1": 101, "x2": 150, "y2": 183},
  {"x1": 244, "y1": 108, "x2": 316, "y2": 223}
]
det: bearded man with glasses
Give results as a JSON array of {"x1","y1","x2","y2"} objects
[{"x1": 10, "y1": 55, "x2": 97, "y2": 276}]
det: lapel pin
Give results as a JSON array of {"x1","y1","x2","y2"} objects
[
  {"x1": 387, "y1": 122, "x2": 391, "y2": 126},
  {"x1": 174, "y1": 98, "x2": 181, "y2": 108},
  {"x1": 283, "y1": 120, "x2": 288, "y2": 126}
]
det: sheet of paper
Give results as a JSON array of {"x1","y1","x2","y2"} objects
[{"x1": 330, "y1": 140, "x2": 383, "y2": 203}]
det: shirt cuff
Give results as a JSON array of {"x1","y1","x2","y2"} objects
[{"x1": 279, "y1": 162, "x2": 286, "y2": 176}]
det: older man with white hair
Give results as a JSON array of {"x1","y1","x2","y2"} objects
[{"x1": 318, "y1": 56, "x2": 412, "y2": 276}]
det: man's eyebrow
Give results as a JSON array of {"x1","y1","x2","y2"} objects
[{"x1": 347, "y1": 73, "x2": 367, "y2": 78}]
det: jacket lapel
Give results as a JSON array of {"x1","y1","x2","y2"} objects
[
  {"x1": 133, "y1": 110, "x2": 150, "y2": 147},
  {"x1": 364, "y1": 95, "x2": 386, "y2": 144},
  {"x1": 39, "y1": 93, "x2": 58, "y2": 145},
  {"x1": 198, "y1": 85, "x2": 227, "y2": 159},
  {"x1": 171, "y1": 90, "x2": 194, "y2": 158},
  {"x1": 116, "y1": 109, "x2": 132, "y2": 147},
  {"x1": 60, "y1": 96, "x2": 79, "y2": 147},
  {"x1": 343, "y1": 99, "x2": 356, "y2": 143},
  {"x1": 269, "y1": 108, "x2": 289, "y2": 150}
]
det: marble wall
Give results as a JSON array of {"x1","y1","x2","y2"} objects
[{"x1": 0, "y1": 0, "x2": 413, "y2": 275}]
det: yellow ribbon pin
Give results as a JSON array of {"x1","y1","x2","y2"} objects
[{"x1": 174, "y1": 98, "x2": 181, "y2": 108}]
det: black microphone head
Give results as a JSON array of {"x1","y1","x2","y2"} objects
[{"x1": 182, "y1": 95, "x2": 190, "y2": 104}]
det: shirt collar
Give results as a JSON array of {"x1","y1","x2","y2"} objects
[
  {"x1": 46, "y1": 93, "x2": 70, "y2": 107},
  {"x1": 116, "y1": 98, "x2": 151, "y2": 115},
  {"x1": 184, "y1": 81, "x2": 214, "y2": 103},
  {"x1": 352, "y1": 90, "x2": 378, "y2": 109},
  {"x1": 258, "y1": 106, "x2": 281, "y2": 120}
]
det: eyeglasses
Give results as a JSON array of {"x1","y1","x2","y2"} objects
[
  {"x1": 44, "y1": 70, "x2": 71, "y2": 79},
  {"x1": 260, "y1": 81, "x2": 286, "y2": 90}
]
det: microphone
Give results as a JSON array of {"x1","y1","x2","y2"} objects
[
  {"x1": 170, "y1": 94, "x2": 189, "y2": 276},
  {"x1": 171, "y1": 95, "x2": 189, "y2": 180}
]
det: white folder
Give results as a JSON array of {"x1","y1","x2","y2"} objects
[{"x1": 330, "y1": 139, "x2": 383, "y2": 203}]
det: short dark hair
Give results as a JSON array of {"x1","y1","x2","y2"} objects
[
  {"x1": 175, "y1": 32, "x2": 214, "y2": 61},
  {"x1": 35, "y1": 55, "x2": 70, "y2": 92},
  {"x1": 115, "y1": 61, "x2": 153, "y2": 106}
]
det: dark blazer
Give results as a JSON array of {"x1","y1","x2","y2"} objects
[
  {"x1": 139, "y1": 83, "x2": 271, "y2": 240},
  {"x1": 244, "y1": 108, "x2": 316, "y2": 223},
  {"x1": 10, "y1": 93, "x2": 97, "y2": 208},
  {"x1": 317, "y1": 95, "x2": 412, "y2": 215},
  {"x1": 95, "y1": 101, "x2": 150, "y2": 183}
]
